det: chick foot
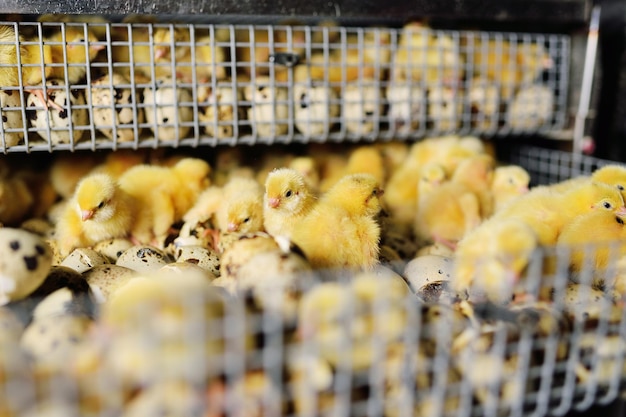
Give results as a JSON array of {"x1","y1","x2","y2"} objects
[{"x1": 25, "y1": 88, "x2": 64, "y2": 112}]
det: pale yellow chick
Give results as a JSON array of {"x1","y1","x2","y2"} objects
[
  {"x1": 152, "y1": 26, "x2": 227, "y2": 87},
  {"x1": 416, "y1": 162, "x2": 447, "y2": 209},
  {"x1": 291, "y1": 174, "x2": 384, "y2": 270},
  {"x1": 288, "y1": 156, "x2": 320, "y2": 192},
  {"x1": 490, "y1": 165, "x2": 531, "y2": 213},
  {"x1": 591, "y1": 165, "x2": 626, "y2": 201},
  {"x1": 118, "y1": 158, "x2": 211, "y2": 244},
  {"x1": 452, "y1": 217, "x2": 539, "y2": 304},
  {"x1": 319, "y1": 145, "x2": 386, "y2": 192},
  {"x1": 263, "y1": 168, "x2": 317, "y2": 238},
  {"x1": 47, "y1": 26, "x2": 104, "y2": 83},
  {"x1": 450, "y1": 153, "x2": 496, "y2": 216},
  {"x1": 56, "y1": 173, "x2": 135, "y2": 257},
  {"x1": 557, "y1": 209, "x2": 626, "y2": 282},
  {"x1": 110, "y1": 16, "x2": 155, "y2": 82}
]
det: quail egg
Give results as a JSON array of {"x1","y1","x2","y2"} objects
[
  {"x1": 175, "y1": 245, "x2": 220, "y2": 278},
  {"x1": 293, "y1": 83, "x2": 339, "y2": 136},
  {"x1": 0, "y1": 89, "x2": 25, "y2": 148},
  {"x1": 26, "y1": 80, "x2": 88, "y2": 145},
  {"x1": 89, "y1": 72, "x2": 144, "y2": 142},
  {"x1": 83, "y1": 264, "x2": 138, "y2": 303},
  {"x1": 244, "y1": 76, "x2": 289, "y2": 138},
  {"x1": 143, "y1": 77, "x2": 193, "y2": 141},
  {"x1": 60, "y1": 248, "x2": 110, "y2": 274},
  {"x1": 342, "y1": 83, "x2": 382, "y2": 136},
  {"x1": 116, "y1": 245, "x2": 172, "y2": 273}
]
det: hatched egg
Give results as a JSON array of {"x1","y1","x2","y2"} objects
[
  {"x1": 60, "y1": 248, "x2": 110, "y2": 274},
  {"x1": 507, "y1": 84, "x2": 554, "y2": 130},
  {"x1": 26, "y1": 80, "x2": 88, "y2": 145},
  {"x1": 83, "y1": 264, "x2": 138, "y2": 303},
  {"x1": 89, "y1": 73, "x2": 144, "y2": 142},
  {"x1": 92, "y1": 237, "x2": 134, "y2": 263},
  {"x1": 116, "y1": 245, "x2": 172, "y2": 273},
  {"x1": 0, "y1": 89, "x2": 25, "y2": 148},
  {"x1": 143, "y1": 77, "x2": 193, "y2": 141},
  {"x1": 0, "y1": 228, "x2": 52, "y2": 305}
]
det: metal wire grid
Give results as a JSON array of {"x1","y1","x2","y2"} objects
[{"x1": 0, "y1": 20, "x2": 570, "y2": 153}]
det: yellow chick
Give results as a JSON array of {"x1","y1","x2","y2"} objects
[
  {"x1": 416, "y1": 162, "x2": 447, "y2": 209},
  {"x1": 110, "y1": 16, "x2": 156, "y2": 82},
  {"x1": 47, "y1": 26, "x2": 104, "y2": 83},
  {"x1": 452, "y1": 217, "x2": 539, "y2": 303},
  {"x1": 263, "y1": 168, "x2": 317, "y2": 238},
  {"x1": 152, "y1": 26, "x2": 227, "y2": 86},
  {"x1": 490, "y1": 165, "x2": 531, "y2": 213},
  {"x1": 288, "y1": 156, "x2": 320, "y2": 192},
  {"x1": 393, "y1": 21, "x2": 464, "y2": 87},
  {"x1": 556, "y1": 209, "x2": 626, "y2": 283},
  {"x1": 319, "y1": 145, "x2": 386, "y2": 192},
  {"x1": 56, "y1": 173, "x2": 135, "y2": 257},
  {"x1": 450, "y1": 153, "x2": 496, "y2": 216},
  {"x1": 118, "y1": 158, "x2": 210, "y2": 244},
  {"x1": 291, "y1": 173, "x2": 383, "y2": 270},
  {"x1": 0, "y1": 25, "x2": 54, "y2": 108},
  {"x1": 591, "y1": 164, "x2": 626, "y2": 200}
]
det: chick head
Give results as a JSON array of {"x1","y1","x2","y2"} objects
[
  {"x1": 419, "y1": 163, "x2": 446, "y2": 189},
  {"x1": 326, "y1": 173, "x2": 384, "y2": 217},
  {"x1": 592, "y1": 165, "x2": 626, "y2": 197},
  {"x1": 64, "y1": 27, "x2": 104, "y2": 61},
  {"x1": 492, "y1": 165, "x2": 530, "y2": 194},
  {"x1": 264, "y1": 168, "x2": 311, "y2": 213},
  {"x1": 173, "y1": 158, "x2": 211, "y2": 189},
  {"x1": 75, "y1": 173, "x2": 118, "y2": 222},
  {"x1": 589, "y1": 182, "x2": 626, "y2": 213},
  {"x1": 225, "y1": 197, "x2": 264, "y2": 233},
  {"x1": 153, "y1": 26, "x2": 191, "y2": 61}
]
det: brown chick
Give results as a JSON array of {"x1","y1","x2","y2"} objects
[
  {"x1": 47, "y1": 26, "x2": 104, "y2": 83},
  {"x1": 263, "y1": 168, "x2": 317, "y2": 238},
  {"x1": 452, "y1": 217, "x2": 539, "y2": 304},
  {"x1": 291, "y1": 174, "x2": 383, "y2": 270},
  {"x1": 56, "y1": 173, "x2": 135, "y2": 257},
  {"x1": 152, "y1": 26, "x2": 227, "y2": 87},
  {"x1": 118, "y1": 158, "x2": 211, "y2": 244},
  {"x1": 490, "y1": 165, "x2": 531, "y2": 213}
]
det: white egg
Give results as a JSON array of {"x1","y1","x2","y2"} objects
[
  {"x1": 0, "y1": 89, "x2": 25, "y2": 148},
  {"x1": 428, "y1": 85, "x2": 463, "y2": 132},
  {"x1": 199, "y1": 85, "x2": 242, "y2": 140},
  {"x1": 342, "y1": 83, "x2": 383, "y2": 136},
  {"x1": 507, "y1": 84, "x2": 554, "y2": 130},
  {"x1": 385, "y1": 81, "x2": 425, "y2": 135},
  {"x1": 0, "y1": 228, "x2": 52, "y2": 305},
  {"x1": 26, "y1": 80, "x2": 88, "y2": 145},
  {"x1": 293, "y1": 84, "x2": 339, "y2": 136},
  {"x1": 89, "y1": 73, "x2": 144, "y2": 143},
  {"x1": 244, "y1": 77, "x2": 289, "y2": 138},
  {"x1": 143, "y1": 78, "x2": 193, "y2": 141},
  {"x1": 116, "y1": 245, "x2": 172, "y2": 273}
]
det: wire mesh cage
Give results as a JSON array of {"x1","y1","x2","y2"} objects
[
  {"x1": 0, "y1": 19, "x2": 570, "y2": 152},
  {"x1": 0, "y1": 143, "x2": 625, "y2": 417}
]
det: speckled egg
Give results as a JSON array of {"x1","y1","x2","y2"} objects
[
  {"x1": 0, "y1": 228, "x2": 52, "y2": 305},
  {"x1": 199, "y1": 85, "x2": 242, "y2": 140},
  {"x1": 342, "y1": 83, "x2": 382, "y2": 136},
  {"x1": 385, "y1": 81, "x2": 425, "y2": 135},
  {"x1": 116, "y1": 245, "x2": 172, "y2": 273},
  {"x1": 158, "y1": 262, "x2": 216, "y2": 282},
  {"x1": 244, "y1": 77, "x2": 289, "y2": 138},
  {"x1": 403, "y1": 255, "x2": 454, "y2": 293},
  {"x1": 92, "y1": 238, "x2": 134, "y2": 263},
  {"x1": 26, "y1": 80, "x2": 88, "y2": 145},
  {"x1": 293, "y1": 84, "x2": 339, "y2": 136},
  {"x1": 143, "y1": 77, "x2": 193, "y2": 141},
  {"x1": 89, "y1": 73, "x2": 144, "y2": 142},
  {"x1": 60, "y1": 248, "x2": 110, "y2": 274},
  {"x1": 0, "y1": 306, "x2": 24, "y2": 342},
  {"x1": 175, "y1": 245, "x2": 220, "y2": 278},
  {"x1": 31, "y1": 285, "x2": 96, "y2": 323},
  {"x1": 83, "y1": 264, "x2": 138, "y2": 303},
  {"x1": 20, "y1": 314, "x2": 92, "y2": 371},
  {"x1": 0, "y1": 89, "x2": 25, "y2": 148}
]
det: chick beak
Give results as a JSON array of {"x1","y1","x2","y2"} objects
[
  {"x1": 519, "y1": 186, "x2": 529, "y2": 194},
  {"x1": 91, "y1": 44, "x2": 105, "y2": 52},
  {"x1": 227, "y1": 223, "x2": 238, "y2": 232},
  {"x1": 268, "y1": 197, "x2": 280, "y2": 209},
  {"x1": 81, "y1": 210, "x2": 94, "y2": 221},
  {"x1": 616, "y1": 206, "x2": 626, "y2": 217},
  {"x1": 155, "y1": 47, "x2": 167, "y2": 60}
]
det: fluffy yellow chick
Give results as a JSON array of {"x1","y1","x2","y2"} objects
[
  {"x1": 291, "y1": 173, "x2": 383, "y2": 270},
  {"x1": 591, "y1": 165, "x2": 626, "y2": 200},
  {"x1": 556, "y1": 209, "x2": 626, "y2": 282},
  {"x1": 47, "y1": 26, "x2": 104, "y2": 83},
  {"x1": 393, "y1": 21, "x2": 464, "y2": 87},
  {"x1": 416, "y1": 162, "x2": 447, "y2": 209},
  {"x1": 319, "y1": 145, "x2": 386, "y2": 192},
  {"x1": 56, "y1": 173, "x2": 135, "y2": 257},
  {"x1": 450, "y1": 153, "x2": 496, "y2": 216},
  {"x1": 288, "y1": 156, "x2": 320, "y2": 191},
  {"x1": 490, "y1": 165, "x2": 531, "y2": 213},
  {"x1": 452, "y1": 217, "x2": 539, "y2": 303},
  {"x1": 263, "y1": 168, "x2": 317, "y2": 238},
  {"x1": 118, "y1": 158, "x2": 210, "y2": 244},
  {"x1": 110, "y1": 16, "x2": 155, "y2": 82},
  {"x1": 152, "y1": 26, "x2": 227, "y2": 86}
]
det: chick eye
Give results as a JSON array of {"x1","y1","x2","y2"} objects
[
  {"x1": 508, "y1": 178, "x2": 515, "y2": 184},
  {"x1": 618, "y1": 185, "x2": 625, "y2": 191},
  {"x1": 97, "y1": 201, "x2": 105, "y2": 209},
  {"x1": 604, "y1": 201, "x2": 612, "y2": 209},
  {"x1": 285, "y1": 190, "x2": 293, "y2": 198},
  {"x1": 243, "y1": 217, "x2": 250, "y2": 223}
]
